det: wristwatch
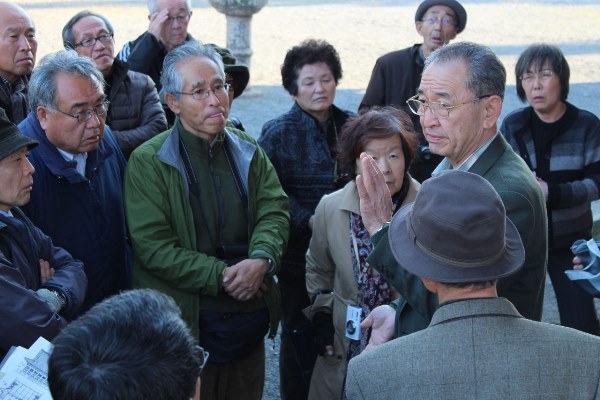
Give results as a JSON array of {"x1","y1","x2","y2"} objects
[{"x1": 265, "y1": 258, "x2": 275, "y2": 275}]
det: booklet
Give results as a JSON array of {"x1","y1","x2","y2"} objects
[{"x1": 0, "y1": 336, "x2": 53, "y2": 400}]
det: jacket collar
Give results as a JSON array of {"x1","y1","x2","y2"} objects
[
  {"x1": 430, "y1": 297, "x2": 522, "y2": 327},
  {"x1": 466, "y1": 133, "x2": 509, "y2": 177}
]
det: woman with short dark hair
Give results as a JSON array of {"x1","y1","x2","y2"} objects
[
  {"x1": 304, "y1": 107, "x2": 420, "y2": 399},
  {"x1": 258, "y1": 39, "x2": 354, "y2": 400},
  {"x1": 501, "y1": 43, "x2": 600, "y2": 336}
]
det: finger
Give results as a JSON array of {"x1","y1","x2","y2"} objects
[{"x1": 360, "y1": 312, "x2": 373, "y2": 329}]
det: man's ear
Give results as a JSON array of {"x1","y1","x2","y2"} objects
[
  {"x1": 415, "y1": 21, "x2": 424, "y2": 37},
  {"x1": 482, "y1": 95, "x2": 503, "y2": 129},
  {"x1": 36, "y1": 106, "x2": 49, "y2": 131},
  {"x1": 421, "y1": 277, "x2": 438, "y2": 294},
  {"x1": 165, "y1": 93, "x2": 180, "y2": 115}
]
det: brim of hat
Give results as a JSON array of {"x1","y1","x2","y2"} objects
[
  {"x1": 0, "y1": 134, "x2": 38, "y2": 161},
  {"x1": 388, "y1": 203, "x2": 525, "y2": 283},
  {"x1": 225, "y1": 65, "x2": 249, "y2": 99}
]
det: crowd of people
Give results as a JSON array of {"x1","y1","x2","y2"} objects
[{"x1": 1, "y1": 0, "x2": 599, "y2": 399}]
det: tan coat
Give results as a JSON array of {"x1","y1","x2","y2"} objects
[{"x1": 304, "y1": 178, "x2": 419, "y2": 400}]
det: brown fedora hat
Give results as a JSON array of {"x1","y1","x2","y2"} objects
[
  {"x1": 388, "y1": 170, "x2": 524, "y2": 283},
  {"x1": 0, "y1": 107, "x2": 38, "y2": 161}
]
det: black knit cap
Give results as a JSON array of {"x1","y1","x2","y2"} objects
[
  {"x1": 208, "y1": 44, "x2": 250, "y2": 99},
  {"x1": 415, "y1": 0, "x2": 467, "y2": 33},
  {"x1": 0, "y1": 107, "x2": 38, "y2": 161}
]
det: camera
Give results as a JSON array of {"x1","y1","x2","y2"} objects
[{"x1": 345, "y1": 304, "x2": 362, "y2": 340}]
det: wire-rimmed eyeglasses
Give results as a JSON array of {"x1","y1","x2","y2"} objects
[
  {"x1": 51, "y1": 101, "x2": 110, "y2": 124},
  {"x1": 165, "y1": 14, "x2": 190, "y2": 24},
  {"x1": 196, "y1": 346, "x2": 209, "y2": 374},
  {"x1": 520, "y1": 69, "x2": 554, "y2": 84},
  {"x1": 406, "y1": 94, "x2": 493, "y2": 119},
  {"x1": 73, "y1": 33, "x2": 113, "y2": 48},
  {"x1": 175, "y1": 83, "x2": 231, "y2": 101},
  {"x1": 421, "y1": 15, "x2": 456, "y2": 27}
]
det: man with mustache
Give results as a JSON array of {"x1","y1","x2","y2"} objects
[
  {"x1": 18, "y1": 50, "x2": 131, "y2": 315},
  {"x1": 0, "y1": 2, "x2": 37, "y2": 124},
  {"x1": 360, "y1": 0, "x2": 467, "y2": 183},
  {"x1": 62, "y1": 11, "x2": 167, "y2": 159}
]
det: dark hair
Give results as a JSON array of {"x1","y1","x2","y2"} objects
[
  {"x1": 48, "y1": 289, "x2": 201, "y2": 400},
  {"x1": 62, "y1": 11, "x2": 114, "y2": 50},
  {"x1": 337, "y1": 106, "x2": 418, "y2": 179},
  {"x1": 443, "y1": 280, "x2": 497, "y2": 289},
  {"x1": 515, "y1": 43, "x2": 570, "y2": 102},
  {"x1": 281, "y1": 39, "x2": 342, "y2": 96},
  {"x1": 425, "y1": 41, "x2": 506, "y2": 100}
]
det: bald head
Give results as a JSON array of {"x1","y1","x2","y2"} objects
[{"x1": 0, "y1": 2, "x2": 37, "y2": 82}]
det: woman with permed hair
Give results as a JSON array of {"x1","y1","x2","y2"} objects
[
  {"x1": 304, "y1": 107, "x2": 419, "y2": 399},
  {"x1": 258, "y1": 39, "x2": 354, "y2": 400}
]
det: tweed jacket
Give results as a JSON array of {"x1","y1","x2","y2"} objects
[
  {"x1": 106, "y1": 59, "x2": 167, "y2": 158},
  {"x1": 304, "y1": 178, "x2": 419, "y2": 400},
  {"x1": 346, "y1": 297, "x2": 600, "y2": 400},
  {"x1": 259, "y1": 102, "x2": 353, "y2": 279},
  {"x1": 367, "y1": 134, "x2": 548, "y2": 337},
  {"x1": 501, "y1": 103, "x2": 600, "y2": 250}
]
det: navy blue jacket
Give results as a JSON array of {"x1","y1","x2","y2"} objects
[
  {"x1": 259, "y1": 103, "x2": 352, "y2": 278},
  {"x1": 0, "y1": 208, "x2": 86, "y2": 357},
  {"x1": 18, "y1": 112, "x2": 131, "y2": 314}
]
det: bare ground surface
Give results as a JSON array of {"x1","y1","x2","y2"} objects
[{"x1": 20, "y1": 1, "x2": 600, "y2": 398}]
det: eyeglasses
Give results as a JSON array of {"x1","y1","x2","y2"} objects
[
  {"x1": 165, "y1": 14, "x2": 190, "y2": 24},
  {"x1": 51, "y1": 101, "x2": 110, "y2": 124},
  {"x1": 196, "y1": 346, "x2": 209, "y2": 374},
  {"x1": 176, "y1": 83, "x2": 231, "y2": 101},
  {"x1": 74, "y1": 33, "x2": 113, "y2": 48},
  {"x1": 225, "y1": 77, "x2": 235, "y2": 92},
  {"x1": 406, "y1": 94, "x2": 493, "y2": 119},
  {"x1": 520, "y1": 69, "x2": 554, "y2": 83},
  {"x1": 422, "y1": 15, "x2": 456, "y2": 27}
]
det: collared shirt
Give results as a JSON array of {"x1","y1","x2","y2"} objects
[
  {"x1": 432, "y1": 132, "x2": 498, "y2": 175},
  {"x1": 0, "y1": 209, "x2": 13, "y2": 218},
  {"x1": 57, "y1": 148, "x2": 88, "y2": 177}
]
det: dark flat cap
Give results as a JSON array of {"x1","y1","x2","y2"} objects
[
  {"x1": 209, "y1": 44, "x2": 250, "y2": 99},
  {"x1": 415, "y1": 0, "x2": 467, "y2": 33},
  {"x1": 0, "y1": 107, "x2": 37, "y2": 161}
]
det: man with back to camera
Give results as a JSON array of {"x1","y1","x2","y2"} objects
[
  {"x1": 48, "y1": 289, "x2": 205, "y2": 400},
  {"x1": 357, "y1": 41, "x2": 548, "y2": 347},
  {"x1": 18, "y1": 50, "x2": 131, "y2": 315},
  {"x1": 346, "y1": 170, "x2": 600, "y2": 400},
  {"x1": 124, "y1": 41, "x2": 289, "y2": 400},
  {"x1": 62, "y1": 10, "x2": 167, "y2": 158},
  {"x1": 0, "y1": 107, "x2": 86, "y2": 359},
  {"x1": 360, "y1": 0, "x2": 467, "y2": 182},
  {"x1": 0, "y1": 2, "x2": 37, "y2": 124}
]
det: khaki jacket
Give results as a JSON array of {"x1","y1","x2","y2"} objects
[{"x1": 304, "y1": 178, "x2": 419, "y2": 400}]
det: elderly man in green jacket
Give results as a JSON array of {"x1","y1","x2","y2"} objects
[{"x1": 124, "y1": 41, "x2": 289, "y2": 400}]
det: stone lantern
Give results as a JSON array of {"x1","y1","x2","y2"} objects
[{"x1": 208, "y1": 0, "x2": 268, "y2": 71}]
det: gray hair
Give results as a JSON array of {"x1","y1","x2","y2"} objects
[
  {"x1": 425, "y1": 41, "x2": 506, "y2": 100},
  {"x1": 28, "y1": 50, "x2": 105, "y2": 111},
  {"x1": 62, "y1": 10, "x2": 114, "y2": 50},
  {"x1": 147, "y1": 0, "x2": 191, "y2": 14},
  {"x1": 161, "y1": 41, "x2": 225, "y2": 100}
]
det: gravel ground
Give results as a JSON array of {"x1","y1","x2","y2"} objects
[{"x1": 21, "y1": 1, "x2": 600, "y2": 398}]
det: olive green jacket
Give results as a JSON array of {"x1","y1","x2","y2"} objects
[{"x1": 124, "y1": 123, "x2": 290, "y2": 339}]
